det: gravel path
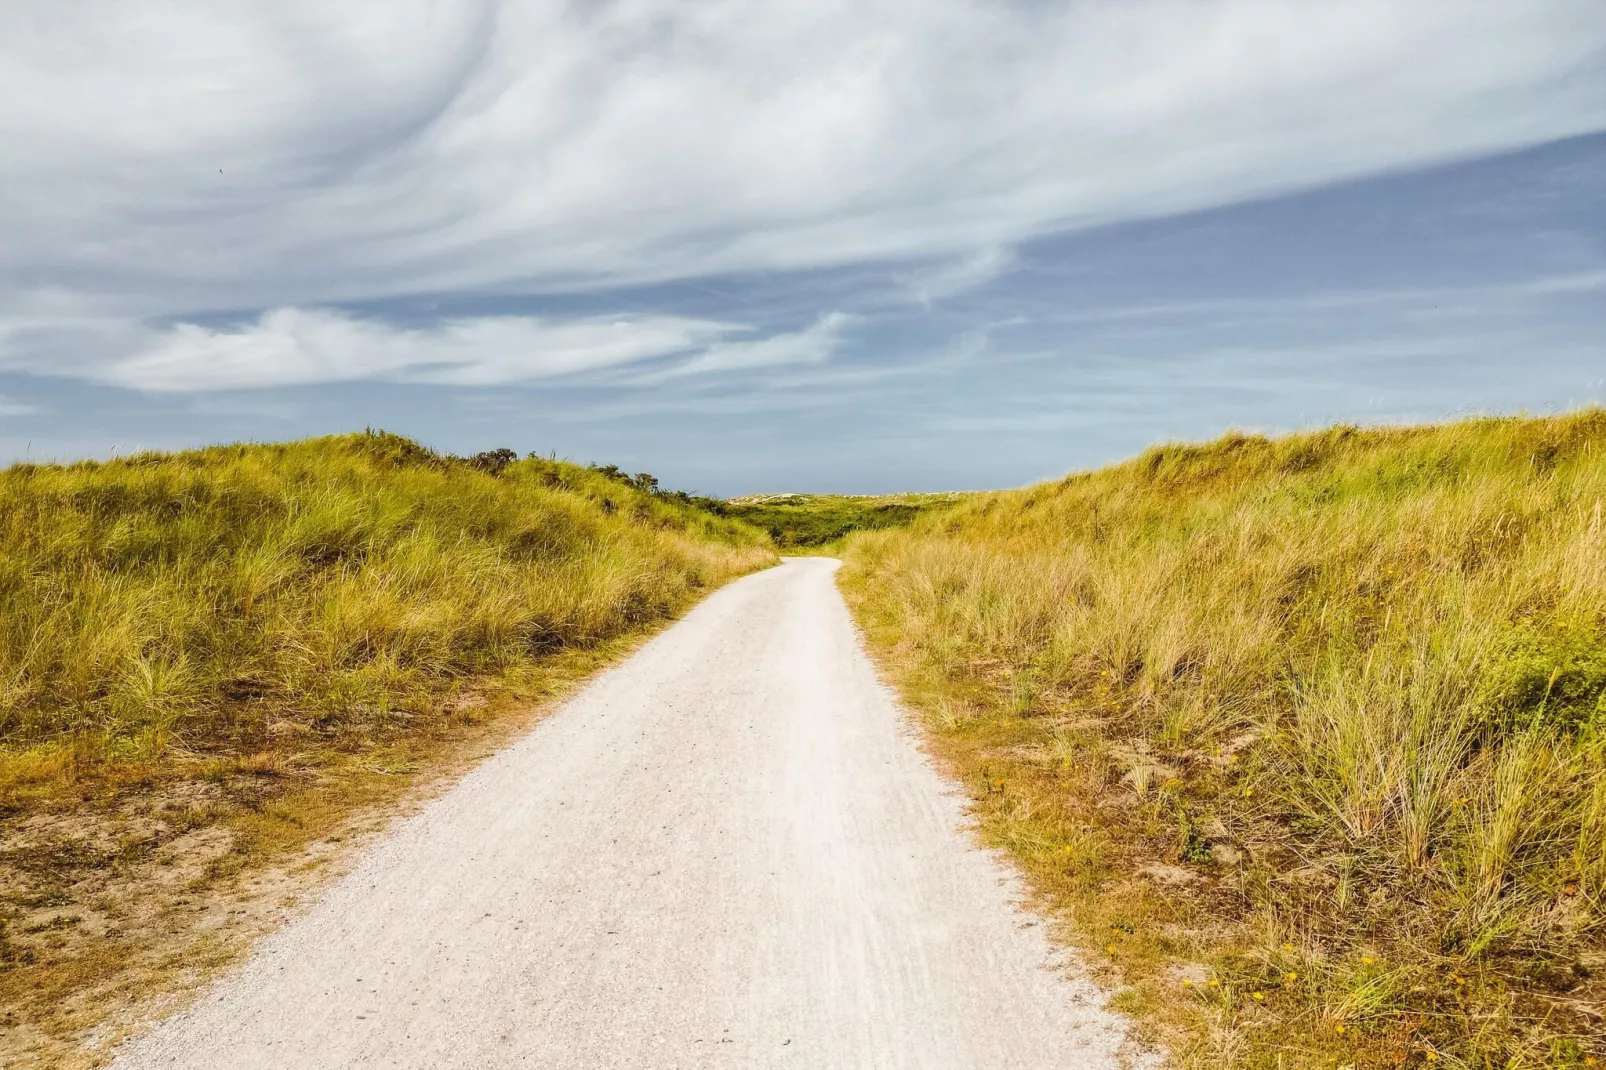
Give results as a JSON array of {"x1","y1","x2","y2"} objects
[{"x1": 110, "y1": 558, "x2": 1141, "y2": 1069}]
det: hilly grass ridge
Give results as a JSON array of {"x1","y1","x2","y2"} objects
[
  {"x1": 842, "y1": 410, "x2": 1606, "y2": 1068},
  {"x1": 0, "y1": 430, "x2": 772, "y2": 1062},
  {"x1": 718, "y1": 491, "x2": 967, "y2": 549}
]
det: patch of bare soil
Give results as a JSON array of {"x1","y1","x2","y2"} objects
[{"x1": 0, "y1": 664, "x2": 612, "y2": 1069}]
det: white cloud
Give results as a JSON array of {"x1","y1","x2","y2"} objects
[
  {"x1": 656, "y1": 312, "x2": 853, "y2": 379},
  {"x1": 1517, "y1": 270, "x2": 1606, "y2": 296},
  {"x1": 0, "y1": 396, "x2": 40, "y2": 416},
  {"x1": 0, "y1": 306, "x2": 863, "y2": 392},
  {"x1": 95, "y1": 308, "x2": 737, "y2": 391},
  {"x1": 1019, "y1": 268, "x2": 1606, "y2": 330},
  {"x1": 901, "y1": 246, "x2": 1017, "y2": 307},
  {"x1": 2, "y1": 0, "x2": 1603, "y2": 328}
]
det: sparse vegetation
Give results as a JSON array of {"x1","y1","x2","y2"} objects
[
  {"x1": 841, "y1": 411, "x2": 1606, "y2": 1068},
  {"x1": 719, "y1": 492, "x2": 966, "y2": 549},
  {"x1": 0, "y1": 431, "x2": 771, "y2": 1064}
]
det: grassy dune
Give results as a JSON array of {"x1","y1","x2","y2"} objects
[
  {"x1": 0, "y1": 432, "x2": 771, "y2": 1060},
  {"x1": 842, "y1": 412, "x2": 1606, "y2": 1068},
  {"x1": 720, "y1": 492, "x2": 967, "y2": 549}
]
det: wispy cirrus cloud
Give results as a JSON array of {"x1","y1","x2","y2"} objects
[
  {"x1": 901, "y1": 247, "x2": 1018, "y2": 307},
  {"x1": 0, "y1": 307, "x2": 862, "y2": 392},
  {"x1": 3, "y1": 0, "x2": 1603, "y2": 324},
  {"x1": 98, "y1": 309, "x2": 736, "y2": 391},
  {"x1": 0, "y1": 1, "x2": 1602, "y2": 487},
  {"x1": 0, "y1": 395, "x2": 40, "y2": 416},
  {"x1": 651, "y1": 312, "x2": 854, "y2": 380}
]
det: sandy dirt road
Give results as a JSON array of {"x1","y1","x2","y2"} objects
[{"x1": 110, "y1": 558, "x2": 1140, "y2": 1069}]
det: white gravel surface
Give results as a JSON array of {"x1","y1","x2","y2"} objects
[{"x1": 110, "y1": 558, "x2": 1143, "y2": 1069}]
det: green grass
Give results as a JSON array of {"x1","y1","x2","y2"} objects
[
  {"x1": 0, "y1": 431, "x2": 770, "y2": 784},
  {"x1": 841, "y1": 411, "x2": 1606, "y2": 1068},
  {"x1": 0, "y1": 431, "x2": 773, "y2": 1062},
  {"x1": 717, "y1": 492, "x2": 966, "y2": 549}
]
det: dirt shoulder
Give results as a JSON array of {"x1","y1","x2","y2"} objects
[{"x1": 0, "y1": 635, "x2": 660, "y2": 1069}]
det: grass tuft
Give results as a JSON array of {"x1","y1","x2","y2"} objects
[{"x1": 842, "y1": 410, "x2": 1606, "y2": 1068}]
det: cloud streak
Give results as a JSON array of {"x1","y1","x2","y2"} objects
[
  {"x1": 0, "y1": 396, "x2": 40, "y2": 417},
  {"x1": 901, "y1": 247, "x2": 1018, "y2": 307},
  {"x1": 652, "y1": 312, "x2": 854, "y2": 380},
  {"x1": 0, "y1": 307, "x2": 866, "y2": 392},
  {"x1": 105, "y1": 309, "x2": 739, "y2": 391},
  {"x1": 3, "y1": 0, "x2": 1604, "y2": 327}
]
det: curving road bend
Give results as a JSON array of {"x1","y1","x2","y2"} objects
[{"x1": 110, "y1": 558, "x2": 1140, "y2": 1069}]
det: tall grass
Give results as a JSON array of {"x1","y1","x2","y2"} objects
[
  {"x1": 0, "y1": 431, "x2": 770, "y2": 1062},
  {"x1": 718, "y1": 493, "x2": 967, "y2": 549},
  {"x1": 842, "y1": 411, "x2": 1606, "y2": 1067},
  {"x1": 0, "y1": 431, "x2": 771, "y2": 799}
]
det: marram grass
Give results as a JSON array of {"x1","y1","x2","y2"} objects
[
  {"x1": 718, "y1": 492, "x2": 967, "y2": 549},
  {"x1": 0, "y1": 432, "x2": 771, "y2": 1059},
  {"x1": 842, "y1": 410, "x2": 1606, "y2": 1068},
  {"x1": 0, "y1": 431, "x2": 771, "y2": 794}
]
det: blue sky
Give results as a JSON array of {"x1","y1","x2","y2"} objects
[{"x1": 2, "y1": 2, "x2": 1604, "y2": 494}]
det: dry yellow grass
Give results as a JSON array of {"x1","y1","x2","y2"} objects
[
  {"x1": 0, "y1": 431, "x2": 772, "y2": 1063},
  {"x1": 842, "y1": 411, "x2": 1606, "y2": 1068}
]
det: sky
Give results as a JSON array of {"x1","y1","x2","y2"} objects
[{"x1": 2, "y1": 1, "x2": 1604, "y2": 494}]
